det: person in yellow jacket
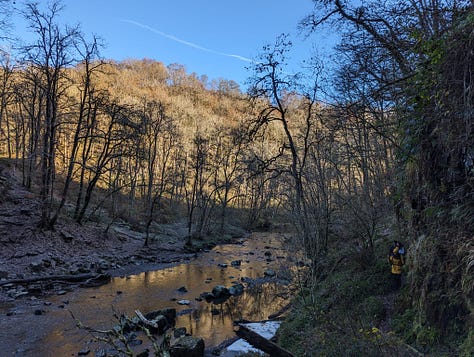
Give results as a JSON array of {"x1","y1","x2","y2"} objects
[{"x1": 389, "y1": 246, "x2": 404, "y2": 290}]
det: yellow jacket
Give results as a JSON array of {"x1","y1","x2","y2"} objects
[{"x1": 390, "y1": 254, "x2": 404, "y2": 274}]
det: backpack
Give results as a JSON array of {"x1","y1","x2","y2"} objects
[{"x1": 390, "y1": 241, "x2": 406, "y2": 257}]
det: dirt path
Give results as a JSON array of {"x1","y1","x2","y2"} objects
[{"x1": 379, "y1": 291, "x2": 396, "y2": 333}]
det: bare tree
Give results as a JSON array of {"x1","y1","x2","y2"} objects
[
  {"x1": 184, "y1": 132, "x2": 215, "y2": 245},
  {"x1": 74, "y1": 101, "x2": 137, "y2": 224},
  {"x1": 0, "y1": 0, "x2": 13, "y2": 41},
  {"x1": 302, "y1": 0, "x2": 473, "y2": 335},
  {"x1": 0, "y1": 0, "x2": 15, "y2": 152},
  {"x1": 12, "y1": 67, "x2": 43, "y2": 189},
  {"x1": 247, "y1": 34, "x2": 325, "y2": 258},
  {"x1": 139, "y1": 100, "x2": 177, "y2": 246},
  {"x1": 21, "y1": 1, "x2": 81, "y2": 228},
  {"x1": 210, "y1": 125, "x2": 246, "y2": 232},
  {"x1": 48, "y1": 36, "x2": 103, "y2": 227},
  {"x1": 0, "y1": 52, "x2": 15, "y2": 158}
]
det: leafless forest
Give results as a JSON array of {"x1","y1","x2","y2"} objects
[{"x1": 0, "y1": 1, "x2": 472, "y2": 355}]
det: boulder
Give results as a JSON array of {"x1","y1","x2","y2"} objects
[
  {"x1": 228, "y1": 283, "x2": 244, "y2": 296},
  {"x1": 170, "y1": 335, "x2": 205, "y2": 357},
  {"x1": 264, "y1": 268, "x2": 276, "y2": 277},
  {"x1": 177, "y1": 308, "x2": 193, "y2": 316},
  {"x1": 200, "y1": 292, "x2": 215, "y2": 302},
  {"x1": 144, "y1": 308, "x2": 176, "y2": 325},
  {"x1": 98, "y1": 259, "x2": 110, "y2": 270},
  {"x1": 29, "y1": 261, "x2": 43, "y2": 272},
  {"x1": 174, "y1": 327, "x2": 187, "y2": 338},
  {"x1": 211, "y1": 285, "x2": 230, "y2": 299}
]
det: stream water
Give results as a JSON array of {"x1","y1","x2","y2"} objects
[{"x1": 23, "y1": 232, "x2": 297, "y2": 356}]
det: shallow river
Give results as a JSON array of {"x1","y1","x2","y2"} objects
[{"x1": 15, "y1": 232, "x2": 296, "y2": 356}]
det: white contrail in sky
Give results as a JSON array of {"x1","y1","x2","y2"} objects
[{"x1": 122, "y1": 19, "x2": 254, "y2": 63}]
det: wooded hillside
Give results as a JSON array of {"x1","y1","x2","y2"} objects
[{"x1": 0, "y1": 1, "x2": 472, "y2": 355}]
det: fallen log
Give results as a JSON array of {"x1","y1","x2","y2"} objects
[
  {"x1": 236, "y1": 324, "x2": 294, "y2": 357},
  {"x1": 268, "y1": 302, "x2": 292, "y2": 320},
  {"x1": 0, "y1": 273, "x2": 111, "y2": 286}
]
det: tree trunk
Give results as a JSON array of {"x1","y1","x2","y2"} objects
[{"x1": 236, "y1": 324, "x2": 294, "y2": 357}]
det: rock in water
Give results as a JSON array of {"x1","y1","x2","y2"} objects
[
  {"x1": 211, "y1": 285, "x2": 230, "y2": 299},
  {"x1": 170, "y1": 335, "x2": 205, "y2": 357},
  {"x1": 264, "y1": 268, "x2": 276, "y2": 277},
  {"x1": 229, "y1": 283, "x2": 244, "y2": 296},
  {"x1": 174, "y1": 327, "x2": 187, "y2": 338}
]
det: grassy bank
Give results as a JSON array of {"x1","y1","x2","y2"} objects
[{"x1": 276, "y1": 237, "x2": 472, "y2": 357}]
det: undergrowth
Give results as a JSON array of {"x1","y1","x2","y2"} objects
[{"x1": 277, "y1": 236, "x2": 471, "y2": 356}]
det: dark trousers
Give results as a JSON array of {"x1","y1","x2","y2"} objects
[{"x1": 391, "y1": 273, "x2": 402, "y2": 290}]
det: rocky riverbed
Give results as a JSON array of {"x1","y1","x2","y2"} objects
[
  {"x1": 0, "y1": 161, "x2": 300, "y2": 356},
  {"x1": 0, "y1": 231, "x2": 296, "y2": 356},
  {"x1": 0, "y1": 163, "x2": 232, "y2": 355}
]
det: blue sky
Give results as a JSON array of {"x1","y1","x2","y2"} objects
[{"x1": 10, "y1": 0, "x2": 336, "y2": 88}]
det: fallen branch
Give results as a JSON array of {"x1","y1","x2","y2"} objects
[
  {"x1": 135, "y1": 309, "x2": 159, "y2": 329},
  {"x1": 403, "y1": 342, "x2": 424, "y2": 356},
  {"x1": 236, "y1": 324, "x2": 294, "y2": 357},
  {"x1": 0, "y1": 273, "x2": 111, "y2": 286},
  {"x1": 69, "y1": 310, "x2": 134, "y2": 356}
]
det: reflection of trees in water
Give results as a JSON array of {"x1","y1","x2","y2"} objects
[
  {"x1": 37, "y1": 233, "x2": 306, "y2": 353},
  {"x1": 227, "y1": 282, "x2": 289, "y2": 320},
  {"x1": 173, "y1": 280, "x2": 290, "y2": 345},
  {"x1": 175, "y1": 298, "x2": 236, "y2": 344}
]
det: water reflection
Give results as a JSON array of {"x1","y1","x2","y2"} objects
[{"x1": 33, "y1": 233, "x2": 297, "y2": 356}]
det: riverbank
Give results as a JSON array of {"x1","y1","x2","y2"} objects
[
  {"x1": 0, "y1": 160, "x2": 250, "y2": 299},
  {"x1": 0, "y1": 161, "x2": 256, "y2": 355},
  {"x1": 0, "y1": 231, "x2": 293, "y2": 356},
  {"x1": 0, "y1": 216, "x2": 197, "y2": 357}
]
